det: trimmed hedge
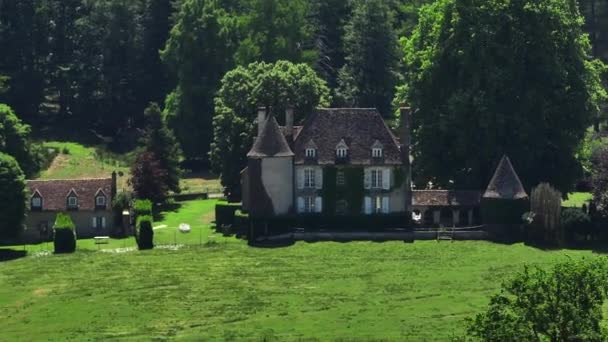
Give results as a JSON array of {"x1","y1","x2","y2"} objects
[
  {"x1": 215, "y1": 203, "x2": 242, "y2": 227},
  {"x1": 136, "y1": 215, "x2": 154, "y2": 250},
  {"x1": 561, "y1": 208, "x2": 592, "y2": 242},
  {"x1": 53, "y1": 213, "x2": 76, "y2": 254},
  {"x1": 134, "y1": 199, "x2": 153, "y2": 218},
  {"x1": 234, "y1": 210, "x2": 250, "y2": 230}
]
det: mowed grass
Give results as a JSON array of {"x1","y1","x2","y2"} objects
[
  {"x1": 0, "y1": 199, "x2": 603, "y2": 341},
  {"x1": 38, "y1": 141, "x2": 131, "y2": 189},
  {"x1": 563, "y1": 192, "x2": 593, "y2": 208}
]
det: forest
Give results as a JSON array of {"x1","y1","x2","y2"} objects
[{"x1": 0, "y1": 0, "x2": 607, "y2": 196}]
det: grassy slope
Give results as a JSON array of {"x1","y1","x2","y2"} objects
[
  {"x1": 563, "y1": 192, "x2": 593, "y2": 208},
  {"x1": 0, "y1": 200, "x2": 601, "y2": 341}
]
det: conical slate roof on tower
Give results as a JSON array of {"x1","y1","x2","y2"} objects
[
  {"x1": 247, "y1": 115, "x2": 294, "y2": 158},
  {"x1": 483, "y1": 155, "x2": 528, "y2": 200}
]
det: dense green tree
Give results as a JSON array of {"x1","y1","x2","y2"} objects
[
  {"x1": 310, "y1": 0, "x2": 353, "y2": 92},
  {"x1": 402, "y1": 0, "x2": 607, "y2": 193},
  {"x1": 129, "y1": 151, "x2": 169, "y2": 203},
  {"x1": 162, "y1": 0, "x2": 238, "y2": 162},
  {"x1": 210, "y1": 61, "x2": 330, "y2": 199},
  {"x1": 0, "y1": 104, "x2": 41, "y2": 177},
  {"x1": 234, "y1": 0, "x2": 315, "y2": 65},
  {"x1": 337, "y1": 0, "x2": 400, "y2": 117},
  {"x1": 0, "y1": 153, "x2": 27, "y2": 240},
  {"x1": 141, "y1": 102, "x2": 182, "y2": 193},
  {"x1": 591, "y1": 146, "x2": 608, "y2": 218},
  {"x1": 464, "y1": 258, "x2": 608, "y2": 341}
]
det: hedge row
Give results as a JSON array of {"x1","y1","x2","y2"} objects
[
  {"x1": 136, "y1": 215, "x2": 154, "y2": 250},
  {"x1": 215, "y1": 203, "x2": 242, "y2": 227},
  {"x1": 53, "y1": 213, "x2": 76, "y2": 254}
]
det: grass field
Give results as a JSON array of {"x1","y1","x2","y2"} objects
[{"x1": 0, "y1": 200, "x2": 603, "y2": 341}]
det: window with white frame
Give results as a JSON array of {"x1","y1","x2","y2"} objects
[
  {"x1": 96, "y1": 195, "x2": 106, "y2": 207},
  {"x1": 68, "y1": 196, "x2": 78, "y2": 208},
  {"x1": 304, "y1": 168, "x2": 316, "y2": 188},
  {"x1": 374, "y1": 197, "x2": 382, "y2": 214},
  {"x1": 371, "y1": 169, "x2": 383, "y2": 188},
  {"x1": 305, "y1": 148, "x2": 316, "y2": 158},
  {"x1": 372, "y1": 147, "x2": 383, "y2": 158},
  {"x1": 304, "y1": 196, "x2": 315, "y2": 213},
  {"x1": 336, "y1": 148, "x2": 348, "y2": 158},
  {"x1": 336, "y1": 170, "x2": 345, "y2": 186},
  {"x1": 31, "y1": 197, "x2": 42, "y2": 209}
]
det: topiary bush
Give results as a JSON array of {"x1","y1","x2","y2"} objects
[
  {"x1": 215, "y1": 203, "x2": 242, "y2": 227},
  {"x1": 134, "y1": 199, "x2": 153, "y2": 218},
  {"x1": 136, "y1": 215, "x2": 154, "y2": 250},
  {"x1": 561, "y1": 208, "x2": 592, "y2": 243},
  {"x1": 53, "y1": 213, "x2": 76, "y2": 254}
]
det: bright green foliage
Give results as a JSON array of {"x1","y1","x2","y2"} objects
[
  {"x1": 0, "y1": 104, "x2": 41, "y2": 177},
  {"x1": 134, "y1": 199, "x2": 153, "y2": 218},
  {"x1": 53, "y1": 213, "x2": 76, "y2": 254},
  {"x1": 337, "y1": 0, "x2": 400, "y2": 117},
  {"x1": 209, "y1": 61, "x2": 330, "y2": 199},
  {"x1": 0, "y1": 152, "x2": 26, "y2": 240},
  {"x1": 402, "y1": 0, "x2": 607, "y2": 193},
  {"x1": 136, "y1": 215, "x2": 154, "y2": 250},
  {"x1": 141, "y1": 102, "x2": 183, "y2": 193},
  {"x1": 465, "y1": 258, "x2": 608, "y2": 341},
  {"x1": 234, "y1": 0, "x2": 315, "y2": 65},
  {"x1": 162, "y1": 0, "x2": 238, "y2": 161}
]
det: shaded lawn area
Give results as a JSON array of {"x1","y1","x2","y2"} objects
[
  {"x1": 563, "y1": 192, "x2": 593, "y2": 208},
  {"x1": 0, "y1": 200, "x2": 604, "y2": 341}
]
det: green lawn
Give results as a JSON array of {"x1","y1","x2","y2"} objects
[
  {"x1": 563, "y1": 192, "x2": 593, "y2": 208},
  {"x1": 0, "y1": 199, "x2": 603, "y2": 341}
]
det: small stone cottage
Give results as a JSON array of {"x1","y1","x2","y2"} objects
[{"x1": 23, "y1": 173, "x2": 117, "y2": 242}]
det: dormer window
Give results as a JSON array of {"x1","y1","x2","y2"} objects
[
  {"x1": 372, "y1": 148, "x2": 383, "y2": 158},
  {"x1": 67, "y1": 189, "x2": 79, "y2": 210},
  {"x1": 31, "y1": 192, "x2": 42, "y2": 211},
  {"x1": 336, "y1": 139, "x2": 349, "y2": 159},
  {"x1": 371, "y1": 140, "x2": 383, "y2": 158},
  {"x1": 96, "y1": 195, "x2": 106, "y2": 208},
  {"x1": 305, "y1": 148, "x2": 316, "y2": 158}
]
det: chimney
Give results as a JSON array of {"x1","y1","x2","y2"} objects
[
  {"x1": 257, "y1": 106, "x2": 267, "y2": 136},
  {"x1": 111, "y1": 171, "x2": 117, "y2": 199},
  {"x1": 285, "y1": 106, "x2": 294, "y2": 143}
]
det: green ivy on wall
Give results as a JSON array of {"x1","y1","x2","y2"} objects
[
  {"x1": 321, "y1": 167, "x2": 364, "y2": 216},
  {"x1": 321, "y1": 167, "x2": 337, "y2": 215}
]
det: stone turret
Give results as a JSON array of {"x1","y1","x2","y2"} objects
[{"x1": 245, "y1": 115, "x2": 294, "y2": 218}]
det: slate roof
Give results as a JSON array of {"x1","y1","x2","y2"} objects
[
  {"x1": 26, "y1": 178, "x2": 113, "y2": 211},
  {"x1": 412, "y1": 190, "x2": 482, "y2": 207},
  {"x1": 247, "y1": 116, "x2": 295, "y2": 158},
  {"x1": 293, "y1": 108, "x2": 402, "y2": 165},
  {"x1": 483, "y1": 156, "x2": 528, "y2": 200}
]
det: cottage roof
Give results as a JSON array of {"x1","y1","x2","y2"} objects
[
  {"x1": 293, "y1": 108, "x2": 402, "y2": 165},
  {"x1": 412, "y1": 190, "x2": 482, "y2": 207},
  {"x1": 483, "y1": 156, "x2": 528, "y2": 200},
  {"x1": 247, "y1": 116, "x2": 295, "y2": 158},
  {"x1": 26, "y1": 178, "x2": 113, "y2": 211}
]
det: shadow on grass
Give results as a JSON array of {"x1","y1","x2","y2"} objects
[
  {"x1": 0, "y1": 249, "x2": 27, "y2": 262},
  {"x1": 154, "y1": 202, "x2": 183, "y2": 222}
]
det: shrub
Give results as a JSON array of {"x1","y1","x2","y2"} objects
[
  {"x1": 529, "y1": 183, "x2": 563, "y2": 245},
  {"x1": 134, "y1": 199, "x2": 153, "y2": 218},
  {"x1": 0, "y1": 153, "x2": 27, "y2": 240},
  {"x1": 136, "y1": 215, "x2": 154, "y2": 250},
  {"x1": 561, "y1": 208, "x2": 592, "y2": 242},
  {"x1": 53, "y1": 213, "x2": 76, "y2": 254},
  {"x1": 234, "y1": 210, "x2": 250, "y2": 230},
  {"x1": 215, "y1": 203, "x2": 242, "y2": 227}
]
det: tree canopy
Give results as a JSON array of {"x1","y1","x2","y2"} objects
[
  {"x1": 0, "y1": 153, "x2": 27, "y2": 240},
  {"x1": 0, "y1": 104, "x2": 40, "y2": 177},
  {"x1": 209, "y1": 60, "x2": 330, "y2": 199},
  {"x1": 401, "y1": 0, "x2": 607, "y2": 193}
]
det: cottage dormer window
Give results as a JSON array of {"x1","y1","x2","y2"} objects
[
  {"x1": 96, "y1": 195, "x2": 106, "y2": 207},
  {"x1": 305, "y1": 148, "x2": 316, "y2": 158},
  {"x1": 31, "y1": 196, "x2": 42, "y2": 209},
  {"x1": 336, "y1": 148, "x2": 347, "y2": 158},
  {"x1": 372, "y1": 148, "x2": 383, "y2": 158},
  {"x1": 68, "y1": 196, "x2": 78, "y2": 207}
]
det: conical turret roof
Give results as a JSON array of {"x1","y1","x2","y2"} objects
[
  {"x1": 247, "y1": 116, "x2": 294, "y2": 158},
  {"x1": 483, "y1": 155, "x2": 528, "y2": 200}
]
